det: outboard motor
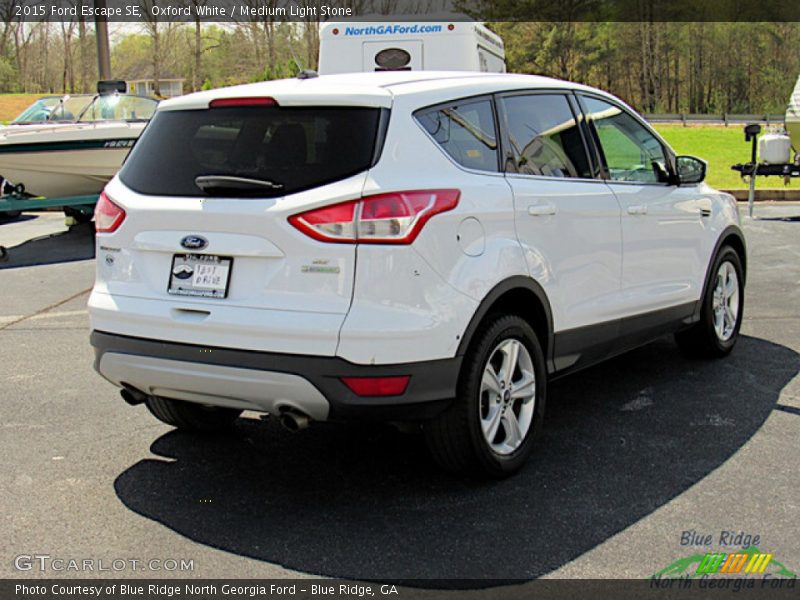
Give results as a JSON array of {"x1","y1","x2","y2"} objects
[{"x1": 0, "y1": 177, "x2": 24, "y2": 197}]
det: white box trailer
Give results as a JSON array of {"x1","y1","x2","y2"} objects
[
  {"x1": 787, "y1": 74, "x2": 800, "y2": 152},
  {"x1": 318, "y1": 20, "x2": 505, "y2": 75},
  {"x1": 731, "y1": 73, "x2": 800, "y2": 218}
]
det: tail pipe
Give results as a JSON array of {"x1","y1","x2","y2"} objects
[
  {"x1": 120, "y1": 384, "x2": 148, "y2": 406},
  {"x1": 279, "y1": 409, "x2": 311, "y2": 432}
]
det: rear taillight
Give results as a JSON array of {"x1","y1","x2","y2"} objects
[
  {"x1": 288, "y1": 189, "x2": 460, "y2": 244},
  {"x1": 341, "y1": 376, "x2": 410, "y2": 397},
  {"x1": 94, "y1": 191, "x2": 126, "y2": 233}
]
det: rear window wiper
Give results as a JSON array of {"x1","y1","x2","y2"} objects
[{"x1": 194, "y1": 175, "x2": 284, "y2": 196}]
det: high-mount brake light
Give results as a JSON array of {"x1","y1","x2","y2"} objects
[
  {"x1": 94, "y1": 191, "x2": 126, "y2": 233},
  {"x1": 209, "y1": 97, "x2": 279, "y2": 108},
  {"x1": 288, "y1": 189, "x2": 460, "y2": 245}
]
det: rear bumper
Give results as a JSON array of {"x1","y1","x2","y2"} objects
[{"x1": 91, "y1": 331, "x2": 460, "y2": 421}]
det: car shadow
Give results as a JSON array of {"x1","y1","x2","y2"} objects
[
  {"x1": 0, "y1": 222, "x2": 94, "y2": 269},
  {"x1": 113, "y1": 335, "x2": 799, "y2": 583}
]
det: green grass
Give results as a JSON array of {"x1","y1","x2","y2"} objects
[
  {"x1": 0, "y1": 93, "x2": 45, "y2": 123},
  {"x1": 654, "y1": 124, "x2": 796, "y2": 190}
]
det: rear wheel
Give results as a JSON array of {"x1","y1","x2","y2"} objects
[
  {"x1": 424, "y1": 314, "x2": 546, "y2": 478},
  {"x1": 145, "y1": 396, "x2": 242, "y2": 432},
  {"x1": 0, "y1": 211, "x2": 21, "y2": 219},
  {"x1": 675, "y1": 246, "x2": 744, "y2": 358}
]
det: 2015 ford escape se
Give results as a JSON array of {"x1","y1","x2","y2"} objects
[{"x1": 89, "y1": 72, "x2": 745, "y2": 477}]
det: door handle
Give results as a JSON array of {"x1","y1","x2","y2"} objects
[
  {"x1": 627, "y1": 205, "x2": 648, "y2": 216},
  {"x1": 528, "y1": 204, "x2": 557, "y2": 217}
]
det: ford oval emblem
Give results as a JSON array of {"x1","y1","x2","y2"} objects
[{"x1": 181, "y1": 235, "x2": 208, "y2": 250}]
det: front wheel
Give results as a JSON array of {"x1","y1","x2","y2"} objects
[
  {"x1": 675, "y1": 246, "x2": 744, "y2": 358},
  {"x1": 424, "y1": 314, "x2": 546, "y2": 478}
]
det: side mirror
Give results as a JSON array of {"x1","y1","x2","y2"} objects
[{"x1": 676, "y1": 155, "x2": 707, "y2": 185}]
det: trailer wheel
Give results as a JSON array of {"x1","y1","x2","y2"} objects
[{"x1": 64, "y1": 207, "x2": 93, "y2": 224}]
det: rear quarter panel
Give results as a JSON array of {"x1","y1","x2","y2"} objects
[{"x1": 337, "y1": 95, "x2": 528, "y2": 364}]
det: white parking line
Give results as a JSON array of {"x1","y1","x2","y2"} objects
[
  {"x1": 0, "y1": 287, "x2": 92, "y2": 331},
  {"x1": 0, "y1": 309, "x2": 87, "y2": 325},
  {"x1": 28, "y1": 309, "x2": 87, "y2": 320}
]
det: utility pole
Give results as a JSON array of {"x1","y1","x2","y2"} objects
[{"x1": 94, "y1": 0, "x2": 112, "y2": 80}]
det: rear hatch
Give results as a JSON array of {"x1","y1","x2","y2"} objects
[{"x1": 93, "y1": 88, "x2": 390, "y2": 355}]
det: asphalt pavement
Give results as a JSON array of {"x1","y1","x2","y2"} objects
[{"x1": 1, "y1": 207, "x2": 798, "y2": 584}]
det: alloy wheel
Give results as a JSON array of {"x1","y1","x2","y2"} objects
[
  {"x1": 712, "y1": 261, "x2": 740, "y2": 342},
  {"x1": 479, "y1": 339, "x2": 536, "y2": 455}
]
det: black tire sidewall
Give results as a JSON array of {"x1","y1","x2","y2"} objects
[
  {"x1": 701, "y1": 247, "x2": 744, "y2": 354},
  {"x1": 146, "y1": 396, "x2": 241, "y2": 431},
  {"x1": 462, "y1": 315, "x2": 546, "y2": 476}
]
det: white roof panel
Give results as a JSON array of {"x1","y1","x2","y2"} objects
[{"x1": 158, "y1": 72, "x2": 604, "y2": 112}]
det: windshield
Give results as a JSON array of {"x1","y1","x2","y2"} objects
[
  {"x1": 119, "y1": 105, "x2": 383, "y2": 197},
  {"x1": 10, "y1": 94, "x2": 156, "y2": 125},
  {"x1": 78, "y1": 95, "x2": 158, "y2": 123},
  {"x1": 12, "y1": 98, "x2": 59, "y2": 123},
  {"x1": 11, "y1": 96, "x2": 93, "y2": 124}
]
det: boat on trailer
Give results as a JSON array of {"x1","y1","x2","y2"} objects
[{"x1": 0, "y1": 89, "x2": 157, "y2": 199}]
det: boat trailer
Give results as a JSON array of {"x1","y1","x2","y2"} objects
[
  {"x1": 732, "y1": 124, "x2": 800, "y2": 218},
  {"x1": 0, "y1": 192, "x2": 97, "y2": 262}
]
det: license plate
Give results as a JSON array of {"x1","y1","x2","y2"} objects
[{"x1": 168, "y1": 254, "x2": 232, "y2": 299}]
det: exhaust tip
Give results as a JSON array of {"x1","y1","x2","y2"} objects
[
  {"x1": 120, "y1": 384, "x2": 147, "y2": 406},
  {"x1": 279, "y1": 410, "x2": 310, "y2": 432}
]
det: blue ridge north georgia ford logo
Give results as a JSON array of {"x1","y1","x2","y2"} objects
[{"x1": 180, "y1": 235, "x2": 208, "y2": 250}]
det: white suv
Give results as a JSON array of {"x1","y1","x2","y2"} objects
[{"x1": 89, "y1": 72, "x2": 745, "y2": 477}]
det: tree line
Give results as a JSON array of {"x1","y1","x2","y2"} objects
[
  {"x1": 0, "y1": 0, "x2": 326, "y2": 96},
  {"x1": 493, "y1": 21, "x2": 800, "y2": 114},
  {"x1": 0, "y1": 3, "x2": 798, "y2": 115}
]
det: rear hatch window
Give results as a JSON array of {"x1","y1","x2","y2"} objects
[{"x1": 119, "y1": 105, "x2": 384, "y2": 197}]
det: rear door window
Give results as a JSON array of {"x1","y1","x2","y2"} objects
[
  {"x1": 119, "y1": 106, "x2": 383, "y2": 197},
  {"x1": 415, "y1": 98, "x2": 499, "y2": 172},
  {"x1": 500, "y1": 93, "x2": 593, "y2": 178}
]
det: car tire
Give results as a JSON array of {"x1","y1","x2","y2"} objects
[
  {"x1": 424, "y1": 314, "x2": 546, "y2": 478},
  {"x1": 0, "y1": 211, "x2": 22, "y2": 219},
  {"x1": 145, "y1": 396, "x2": 242, "y2": 432},
  {"x1": 675, "y1": 246, "x2": 744, "y2": 358}
]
